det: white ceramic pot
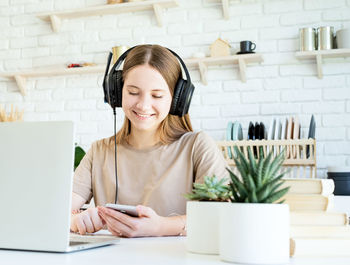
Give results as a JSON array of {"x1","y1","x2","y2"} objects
[
  {"x1": 336, "y1": 28, "x2": 350, "y2": 49},
  {"x1": 220, "y1": 203, "x2": 290, "y2": 264},
  {"x1": 186, "y1": 201, "x2": 225, "y2": 254}
]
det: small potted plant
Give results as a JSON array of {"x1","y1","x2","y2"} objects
[
  {"x1": 220, "y1": 146, "x2": 290, "y2": 264},
  {"x1": 185, "y1": 175, "x2": 230, "y2": 255},
  {"x1": 74, "y1": 144, "x2": 86, "y2": 171}
]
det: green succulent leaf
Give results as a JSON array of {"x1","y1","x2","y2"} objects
[
  {"x1": 227, "y1": 145, "x2": 290, "y2": 204},
  {"x1": 184, "y1": 174, "x2": 230, "y2": 202}
]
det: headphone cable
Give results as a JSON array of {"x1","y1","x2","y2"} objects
[{"x1": 113, "y1": 107, "x2": 118, "y2": 204}]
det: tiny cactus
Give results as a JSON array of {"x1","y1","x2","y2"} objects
[{"x1": 184, "y1": 175, "x2": 230, "y2": 202}]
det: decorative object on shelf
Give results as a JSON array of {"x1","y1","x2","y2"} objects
[
  {"x1": 36, "y1": 0, "x2": 179, "y2": 31},
  {"x1": 185, "y1": 175, "x2": 230, "y2": 254},
  {"x1": 336, "y1": 28, "x2": 350, "y2": 49},
  {"x1": 0, "y1": 105, "x2": 24, "y2": 122},
  {"x1": 299, "y1": 27, "x2": 317, "y2": 51},
  {"x1": 236, "y1": 40, "x2": 256, "y2": 54},
  {"x1": 112, "y1": 45, "x2": 130, "y2": 64},
  {"x1": 220, "y1": 147, "x2": 290, "y2": 264},
  {"x1": 295, "y1": 48, "x2": 350, "y2": 79},
  {"x1": 67, "y1": 62, "x2": 98, "y2": 68},
  {"x1": 74, "y1": 144, "x2": 86, "y2": 171},
  {"x1": 67, "y1": 63, "x2": 83, "y2": 68},
  {"x1": 317, "y1": 26, "x2": 334, "y2": 50},
  {"x1": 299, "y1": 26, "x2": 335, "y2": 51},
  {"x1": 210, "y1": 38, "x2": 231, "y2": 57}
]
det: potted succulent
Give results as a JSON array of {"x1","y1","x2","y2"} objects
[
  {"x1": 220, "y1": 146, "x2": 290, "y2": 264},
  {"x1": 74, "y1": 144, "x2": 86, "y2": 171},
  {"x1": 184, "y1": 175, "x2": 230, "y2": 254}
]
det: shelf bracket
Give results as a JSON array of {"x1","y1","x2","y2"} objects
[
  {"x1": 316, "y1": 54, "x2": 323, "y2": 79},
  {"x1": 14, "y1": 75, "x2": 26, "y2": 96},
  {"x1": 221, "y1": 0, "x2": 229, "y2": 20},
  {"x1": 198, "y1": 61, "x2": 208, "y2": 85},
  {"x1": 49, "y1": 15, "x2": 61, "y2": 32},
  {"x1": 153, "y1": 4, "x2": 163, "y2": 27},
  {"x1": 238, "y1": 58, "x2": 247, "y2": 83}
]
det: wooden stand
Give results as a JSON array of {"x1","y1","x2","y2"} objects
[{"x1": 217, "y1": 139, "x2": 317, "y2": 178}]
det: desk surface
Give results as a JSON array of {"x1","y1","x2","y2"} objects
[{"x1": 1, "y1": 236, "x2": 350, "y2": 265}]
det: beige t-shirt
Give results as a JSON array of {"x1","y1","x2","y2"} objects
[{"x1": 73, "y1": 131, "x2": 228, "y2": 216}]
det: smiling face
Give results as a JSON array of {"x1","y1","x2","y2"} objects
[{"x1": 122, "y1": 64, "x2": 173, "y2": 134}]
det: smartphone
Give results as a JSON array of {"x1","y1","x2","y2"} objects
[{"x1": 105, "y1": 203, "x2": 139, "y2": 217}]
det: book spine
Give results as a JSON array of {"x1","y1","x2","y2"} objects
[
  {"x1": 290, "y1": 225, "x2": 350, "y2": 238},
  {"x1": 283, "y1": 194, "x2": 333, "y2": 211},
  {"x1": 290, "y1": 212, "x2": 348, "y2": 226}
]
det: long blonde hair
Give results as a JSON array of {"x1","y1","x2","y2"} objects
[{"x1": 115, "y1": 44, "x2": 193, "y2": 145}]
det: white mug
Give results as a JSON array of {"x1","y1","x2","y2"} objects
[{"x1": 336, "y1": 28, "x2": 350, "y2": 49}]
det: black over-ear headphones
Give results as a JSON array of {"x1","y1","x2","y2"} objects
[{"x1": 102, "y1": 45, "x2": 195, "y2": 117}]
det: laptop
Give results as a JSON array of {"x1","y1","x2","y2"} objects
[{"x1": 0, "y1": 121, "x2": 120, "y2": 252}]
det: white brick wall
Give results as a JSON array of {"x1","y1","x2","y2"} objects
[{"x1": 1, "y1": 0, "x2": 350, "y2": 176}]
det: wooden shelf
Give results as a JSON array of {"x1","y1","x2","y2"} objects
[
  {"x1": 0, "y1": 65, "x2": 105, "y2": 96},
  {"x1": 0, "y1": 54, "x2": 263, "y2": 95},
  {"x1": 221, "y1": 0, "x2": 229, "y2": 20},
  {"x1": 295, "y1": 48, "x2": 350, "y2": 79},
  {"x1": 36, "y1": 0, "x2": 179, "y2": 32},
  {"x1": 184, "y1": 54, "x2": 263, "y2": 85}
]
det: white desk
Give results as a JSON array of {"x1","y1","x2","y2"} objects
[{"x1": 1, "y1": 236, "x2": 350, "y2": 265}]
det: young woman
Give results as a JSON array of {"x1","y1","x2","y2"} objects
[{"x1": 71, "y1": 44, "x2": 228, "y2": 237}]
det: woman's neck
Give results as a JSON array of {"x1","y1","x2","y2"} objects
[{"x1": 127, "y1": 129, "x2": 160, "y2": 149}]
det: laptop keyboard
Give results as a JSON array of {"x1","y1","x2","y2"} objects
[
  {"x1": 70, "y1": 233, "x2": 119, "y2": 244},
  {"x1": 69, "y1": 241, "x2": 90, "y2": 246}
]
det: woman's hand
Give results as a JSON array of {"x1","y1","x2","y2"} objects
[
  {"x1": 97, "y1": 205, "x2": 165, "y2": 238},
  {"x1": 70, "y1": 207, "x2": 105, "y2": 235}
]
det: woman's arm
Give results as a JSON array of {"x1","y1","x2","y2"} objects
[
  {"x1": 160, "y1": 214, "x2": 186, "y2": 236},
  {"x1": 71, "y1": 192, "x2": 86, "y2": 211}
]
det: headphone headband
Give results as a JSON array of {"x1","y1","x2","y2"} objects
[
  {"x1": 102, "y1": 44, "x2": 195, "y2": 117},
  {"x1": 109, "y1": 45, "x2": 192, "y2": 88}
]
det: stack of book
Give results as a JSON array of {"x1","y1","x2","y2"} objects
[{"x1": 280, "y1": 178, "x2": 350, "y2": 257}]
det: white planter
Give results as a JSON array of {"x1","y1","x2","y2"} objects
[
  {"x1": 186, "y1": 201, "x2": 224, "y2": 254},
  {"x1": 220, "y1": 203, "x2": 290, "y2": 264}
]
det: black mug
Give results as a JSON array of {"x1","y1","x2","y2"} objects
[{"x1": 239, "y1": 40, "x2": 256, "y2": 53}]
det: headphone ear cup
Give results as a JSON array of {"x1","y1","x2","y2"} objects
[
  {"x1": 115, "y1": 70, "x2": 123, "y2": 108},
  {"x1": 169, "y1": 78, "x2": 184, "y2": 116},
  {"x1": 183, "y1": 83, "x2": 194, "y2": 115},
  {"x1": 171, "y1": 78, "x2": 195, "y2": 117}
]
